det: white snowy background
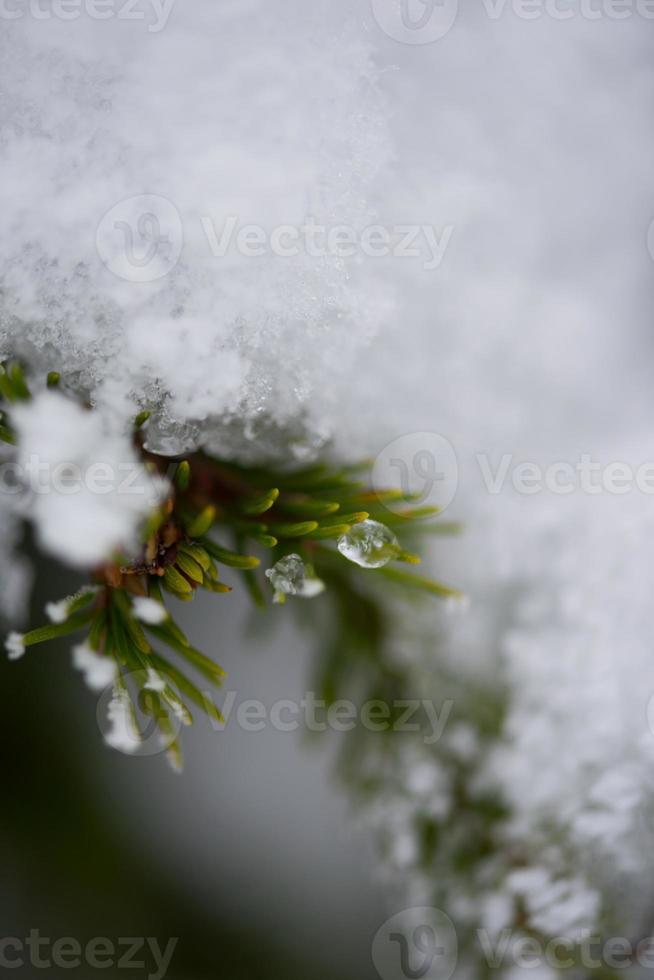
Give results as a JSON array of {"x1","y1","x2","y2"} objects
[{"x1": 1, "y1": 1, "x2": 654, "y2": 977}]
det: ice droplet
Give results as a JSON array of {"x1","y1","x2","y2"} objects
[
  {"x1": 142, "y1": 417, "x2": 200, "y2": 457},
  {"x1": 337, "y1": 519, "x2": 400, "y2": 569},
  {"x1": 265, "y1": 554, "x2": 325, "y2": 602}
]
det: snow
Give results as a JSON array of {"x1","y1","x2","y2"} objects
[
  {"x1": 11, "y1": 391, "x2": 167, "y2": 567},
  {"x1": 0, "y1": 2, "x2": 392, "y2": 460},
  {"x1": 45, "y1": 599, "x2": 72, "y2": 625},
  {"x1": 72, "y1": 642, "x2": 118, "y2": 691},
  {"x1": 5, "y1": 632, "x2": 25, "y2": 660},
  {"x1": 46, "y1": 586, "x2": 97, "y2": 623},
  {"x1": 132, "y1": 596, "x2": 168, "y2": 625},
  {"x1": 104, "y1": 686, "x2": 141, "y2": 754},
  {"x1": 144, "y1": 668, "x2": 166, "y2": 693}
]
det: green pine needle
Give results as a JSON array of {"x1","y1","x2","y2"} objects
[
  {"x1": 278, "y1": 498, "x2": 340, "y2": 518},
  {"x1": 201, "y1": 538, "x2": 260, "y2": 569},
  {"x1": 22, "y1": 610, "x2": 95, "y2": 647},
  {"x1": 174, "y1": 460, "x2": 191, "y2": 491},
  {"x1": 267, "y1": 520, "x2": 319, "y2": 538},
  {"x1": 186, "y1": 505, "x2": 217, "y2": 538},
  {"x1": 240, "y1": 487, "x2": 280, "y2": 515},
  {"x1": 377, "y1": 565, "x2": 463, "y2": 599}
]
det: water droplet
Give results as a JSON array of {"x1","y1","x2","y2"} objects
[
  {"x1": 142, "y1": 417, "x2": 200, "y2": 457},
  {"x1": 265, "y1": 554, "x2": 325, "y2": 602},
  {"x1": 337, "y1": 519, "x2": 400, "y2": 569}
]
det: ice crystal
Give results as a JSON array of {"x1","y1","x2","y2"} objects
[
  {"x1": 265, "y1": 554, "x2": 325, "y2": 603},
  {"x1": 132, "y1": 597, "x2": 168, "y2": 625},
  {"x1": 5, "y1": 632, "x2": 25, "y2": 661},
  {"x1": 337, "y1": 519, "x2": 399, "y2": 569},
  {"x1": 105, "y1": 687, "x2": 141, "y2": 755},
  {"x1": 72, "y1": 642, "x2": 117, "y2": 692}
]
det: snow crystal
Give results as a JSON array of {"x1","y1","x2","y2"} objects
[
  {"x1": 72, "y1": 642, "x2": 117, "y2": 692},
  {"x1": 105, "y1": 686, "x2": 141, "y2": 754},
  {"x1": 265, "y1": 554, "x2": 325, "y2": 602},
  {"x1": 5, "y1": 632, "x2": 25, "y2": 660},
  {"x1": 46, "y1": 586, "x2": 98, "y2": 623},
  {"x1": 132, "y1": 596, "x2": 168, "y2": 625},
  {"x1": 45, "y1": 599, "x2": 70, "y2": 625},
  {"x1": 144, "y1": 668, "x2": 166, "y2": 693}
]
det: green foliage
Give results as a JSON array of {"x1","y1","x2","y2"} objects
[{"x1": 2, "y1": 371, "x2": 461, "y2": 770}]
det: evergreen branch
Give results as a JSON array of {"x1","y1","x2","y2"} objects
[{"x1": 2, "y1": 372, "x2": 462, "y2": 770}]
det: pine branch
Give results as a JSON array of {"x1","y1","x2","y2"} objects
[{"x1": 2, "y1": 364, "x2": 462, "y2": 770}]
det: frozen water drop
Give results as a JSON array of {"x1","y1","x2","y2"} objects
[
  {"x1": 337, "y1": 519, "x2": 400, "y2": 569},
  {"x1": 265, "y1": 554, "x2": 325, "y2": 602},
  {"x1": 142, "y1": 417, "x2": 200, "y2": 457}
]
